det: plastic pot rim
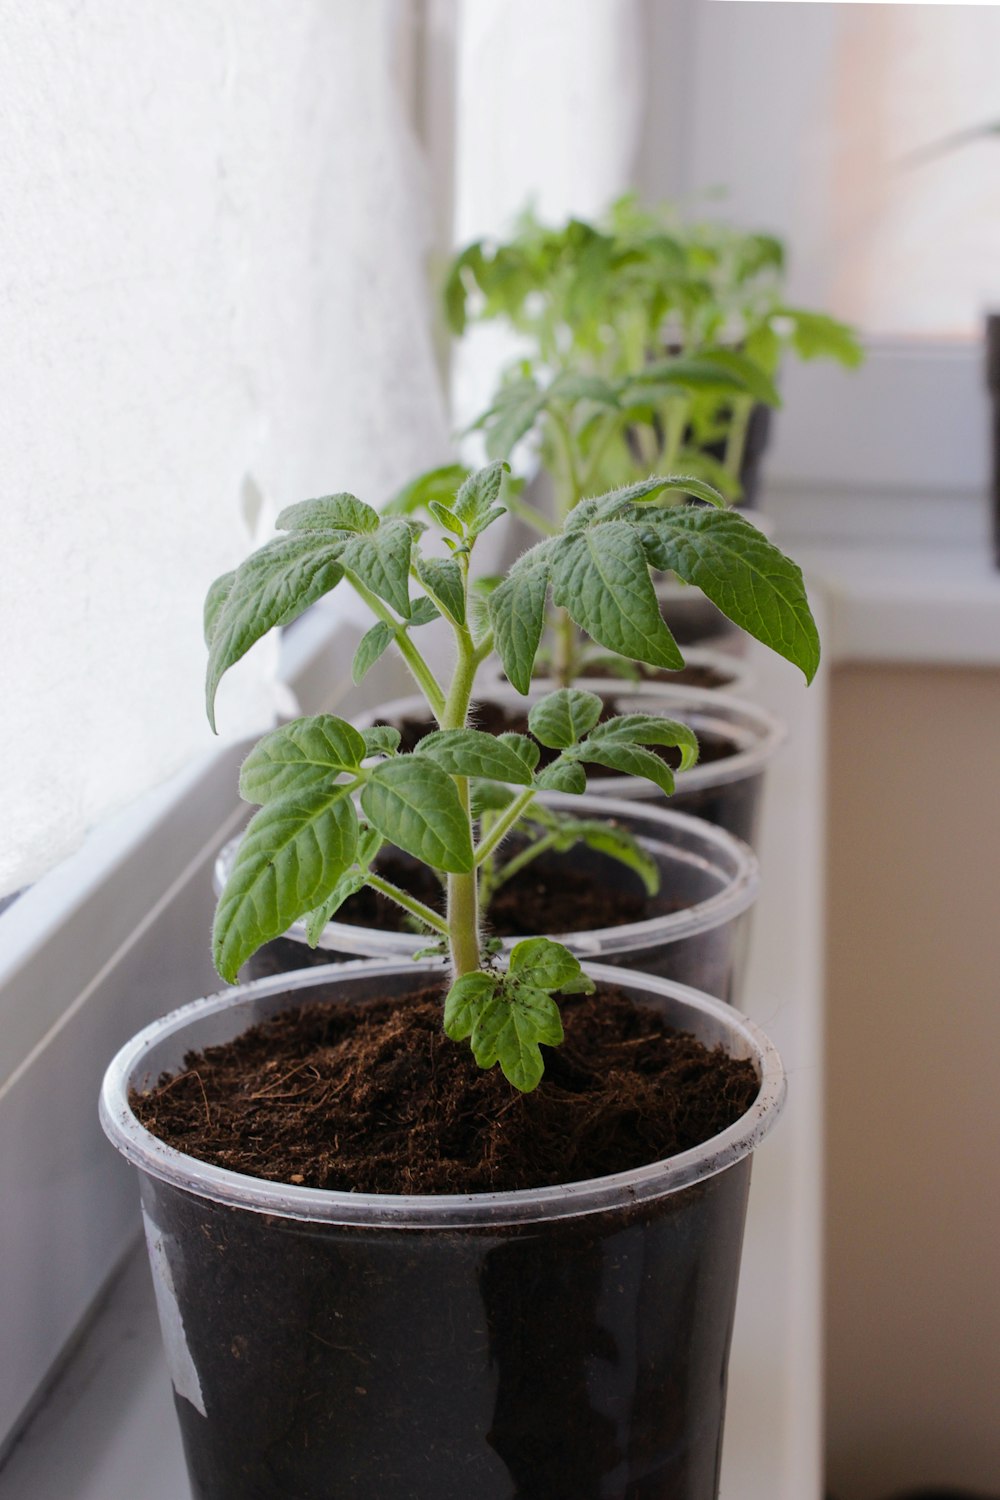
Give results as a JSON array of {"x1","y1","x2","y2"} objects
[
  {"x1": 358, "y1": 681, "x2": 786, "y2": 796},
  {"x1": 498, "y1": 645, "x2": 754, "y2": 698},
  {"x1": 214, "y1": 795, "x2": 759, "y2": 961},
  {"x1": 100, "y1": 959, "x2": 785, "y2": 1230}
]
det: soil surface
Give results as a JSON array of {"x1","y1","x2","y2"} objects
[
  {"x1": 338, "y1": 845, "x2": 666, "y2": 938},
  {"x1": 534, "y1": 662, "x2": 737, "y2": 691},
  {"x1": 131, "y1": 985, "x2": 758, "y2": 1195},
  {"x1": 388, "y1": 698, "x2": 739, "y2": 779}
]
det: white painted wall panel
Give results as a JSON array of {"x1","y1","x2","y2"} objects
[{"x1": 0, "y1": 0, "x2": 449, "y2": 893}]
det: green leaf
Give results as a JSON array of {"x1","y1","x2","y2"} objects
[
  {"x1": 564, "y1": 477, "x2": 683, "y2": 531},
  {"x1": 361, "y1": 757, "x2": 474, "y2": 873},
  {"x1": 638, "y1": 507, "x2": 821, "y2": 682},
  {"x1": 632, "y1": 355, "x2": 760, "y2": 395},
  {"x1": 572, "y1": 821, "x2": 660, "y2": 896},
  {"x1": 444, "y1": 971, "x2": 565, "y2": 1093},
  {"x1": 744, "y1": 322, "x2": 782, "y2": 376},
  {"x1": 277, "y1": 494, "x2": 379, "y2": 534},
  {"x1": 362, "y1": 725, "x2": 401, "y2": 757},
  {"x1": 204, "y1": 570, "x2": 235, "y2": 646},
  {"x1": 550, "y1": 522, "x2": 684, "y2": 672},
  {"x1": 528, "y1": 688, "x2": 603, "y2": 748},
  {"x1": 642, "y1": 475, "x2": 727, "y2": 509},
  {"x1": 206, "y1": 533, "x2": 344, "y2": 731},
  {"x1": 352, "y1": 621, "x2": 393, "y2": 684},
  {"x1": 586, "y1": 713, "x2": 699, "y2": 771},
  {"x1": 694, "y1": 349, "x2": 782, "y2": 407},
  {"x1": 428, "y1": 500, "x2": 465, "y2": 538},
  {"x1": 547, "y1": 371, "x2": 620, "y2": 407},
  {"x1": 474, "y1": 378, "x2": 546, "y2": 461},
  {"x1": 497, "y1": 733, "x2": 540, "y2": 772},
  {"x1": 488, "y1": 551, "x2": 552, "y2": 694},
  {"x1": 508, "y1": 937, "x2": 594, "y2": 994},
  {"x1": 452, "y1": 461, "x2": 507, "y2": 534},
  {"x1": 575, "y1": 740, "x2": 676, "y2": 798},
  {"x1": 471, "y1": 780, "x2": 516, "y2": 817},
  {"x1": 442, "y1": 241, "x2": 485, "y2": 335},
  {"x1": 384, "y1": 464, "x2": 470, "y2": 517},
  {"x1": 407, "y1": 596, "x2": 441, "y2": 628},
  {"x1": 443, "y1": 971, "x2": 497, "y2": 1042},
  {"x1": 238, "y1": 715, "x2": 366, "y2": 803},
  {"x1": 780, "y1": 308, "x2": 864, "y2": 368},
  {"x1": 340, "y1": 517, "x2": 414, "y2": 618},
  {"x1": 416, "y1": 729, "x2": 536, "y2": 785},
  {"x1": 212, "y1": 785, "x2": 359, "y2": 982},
  {"x1": 534, "y1": 759, "x2": 587, "y2": 795},
  {"x1": 303, "y1": 871, "x2": 367, "y2": 947},
  {"x1": 416, "y1": 556, "x2": 465, "y2": 624}
]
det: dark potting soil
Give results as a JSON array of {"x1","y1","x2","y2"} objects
[
  {"x1": 534, "y1": 662, "x2": 736, "y2": 691},
  {"x1": 131, "y1": 986, "x2": 758, "y2": 1195},
  {"x1": 388, "y1": 699, "x2": 739, "y2": 779},
  {"x1": 337, "y1": 845, "x2": 660, "y2": 939}
]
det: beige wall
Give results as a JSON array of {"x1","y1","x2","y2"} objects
[{"x1": 825, "y1": 665, "x2": 1000, "y2": 1500}]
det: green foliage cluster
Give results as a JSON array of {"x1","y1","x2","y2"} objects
[
  {"x1": 207, "y1": 461, "x2": 819, "y2": 1090},
  {"x1": 445, "y1": 195, "x2": 863, "y2": 506}
]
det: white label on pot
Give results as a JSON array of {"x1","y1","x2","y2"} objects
[{"x1": 141, "y1": 1208, "x2": 207, "y2": 1418}]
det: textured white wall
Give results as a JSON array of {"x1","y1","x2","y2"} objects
[{"x1": 0, "y1": 0, "x2": 449, "y2": 892}]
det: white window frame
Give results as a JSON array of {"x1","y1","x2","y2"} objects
[{"x1": 635, "y1": 0, "x2": 993, "y2": 553}]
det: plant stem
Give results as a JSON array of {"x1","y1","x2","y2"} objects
[
  {"x1": 442, "y1": 616, "x2": 482, "y2": 978},
  {"x1": 505, "y1": 492, "x2": 558, "y2": 537},
  {"x1": 364, "y1": 874, "x2": 449, "y2": 937},
  {"x1": 491, "y1": 830, "x2": 559, "y2": 892},
  {"x1": 723, "y1": 394, "x2": 753, "y2": 489},
  {"x1": 578, "y1": 411, "x2": 626, "y2": 494},
  {"x1": 552, "y1": 608, "x2": 578, "y2": 688},
  {"x1": 543, "y1": 405, "x2": 587, "y2": 689},
  {"x1": 474, "y1": 786, "x2": 538, "y2": 866},
  {"x1": 345, "y1": 572, "x2": 447, "y2": 722},
  {"x1": 660, "y1": 395, "x2": 691, "y2": 472},
  {"x1": 546, "y1": 407, "x2": 581, "y2": 525}
]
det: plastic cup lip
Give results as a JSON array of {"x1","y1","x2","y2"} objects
[
  {"x1": 496, "y1": 645, "x2": 754, "y2": 697},
  {"x1": 214, "y1": 795, "x2": 759, "y2": 961},
  {"x1": 100, "y1": 960, "x2": 786, "y2": 1230},
  {"x1": 357, "y1": 682, "x2": 787, "y2": 796}
]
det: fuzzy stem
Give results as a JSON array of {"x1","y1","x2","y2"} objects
[
  {"x1": 364, "y1": 874, "x2": 449, "y2": 937},
  {"x1": 442, "y1": 616, "x2": 482, "y2": 978},
  {"x1": 552, "y1": 608, "x2": 578, "y2": 688},
  {"x1": 491, "y1": 830, "x2": 560, "y2": 892},
  {"x1": 723, "y1": 395, "x2": 754, "y2": 489},
  {"x1": 474, "y1": 786, "x2": 538, "y2": 867},
  {"x1": 660, "y1": 396, "x2": 691, "y2": 472},
  {"x1": 578, "y1": 410, "x2": 626, "y2": 495},
  {"x1": 345, "y1": 572, "x2": 446, "y2": 722}
]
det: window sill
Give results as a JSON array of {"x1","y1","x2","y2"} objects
[
  {"x1": 799, "y1": 540, "x2": 1000, "y2": 668},
  {"x1": 0, "y1": 638, "x2": 828, "y2": 1500}
]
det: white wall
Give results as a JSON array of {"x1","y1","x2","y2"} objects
[{"x1": 0, "y1": 0, "x2": 448, "y2": 892}]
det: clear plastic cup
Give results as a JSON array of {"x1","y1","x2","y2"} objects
[
  {"x1": 215, "y1": 796, "x2": 759, "y2": 1001},
  {"x1": 101, "y1": 960, "x2": 785, "y2": 1500},
  {"x1": 358, "y1": 682, "x2": 785, "y2": 849},
  {"x1": 500, "y1": 644, "x2": 754, "y2": 696}
]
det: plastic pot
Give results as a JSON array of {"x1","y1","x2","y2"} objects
[
  {"x1": 101, "y1": 960, "x2": 786, "y2": 1500},
  {"x1": 360, "y1": 682, "x2": 784, "y2": 849},
  {"x1": 216, "y1": 795, "x2": 759, "y2": 1001}
]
